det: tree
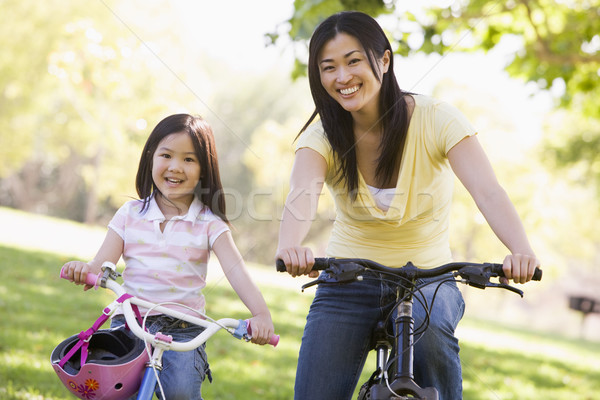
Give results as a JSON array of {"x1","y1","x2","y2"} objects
[
  {"x1": 0, "y1": 0, "x2": 195, "y2": 222},
  {"x1": 269, "y1": 0, "x2": 600, "y2": 189}
]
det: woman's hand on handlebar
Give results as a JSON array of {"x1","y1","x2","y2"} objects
[
  {"x1": 501, "y1": 254, "x2": 540, "y2": 285},
  {"x1": 61, "y1": 261, "x2": 95, "y2": 291},
  {"x1": 275, "y1": 247, "x2": 319, "y2": 278}
]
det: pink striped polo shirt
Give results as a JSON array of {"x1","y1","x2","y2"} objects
[{"x1": 108, "y1": 196, "x2": 229, "y2": 316}]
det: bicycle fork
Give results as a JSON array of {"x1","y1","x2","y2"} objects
[
  {"x1": 136, "y1": 332, "x2": 172, "y2": 400},
  {"x1": 369, "y1": 286, "x2": 439, "y2": 400}
]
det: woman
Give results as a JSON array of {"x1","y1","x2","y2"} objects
[{"x1": 276, "y1": 11, "x2": 539, "y2": 400}]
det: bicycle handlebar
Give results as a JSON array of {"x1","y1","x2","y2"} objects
[
  {"x1": 60, "y1": 267, "x2": 279, "y2": 347},
  {"x1": 65, "y1": 269, "x2": 100, "y2": 287},
  {"x1": 276, "y1": 258, "x2": 541, "y2": 296},
  {"x1": 276, "y1": 257, "x2": 542, "y2": 280}
]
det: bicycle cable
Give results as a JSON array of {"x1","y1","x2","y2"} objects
[
  {"x1": 371, "y1": 274, "x2": 459, "y2": 384},
  {"x1": 410, "y1": 276, "x2": 457, "y2": 337},
  {"x1": 358, "y1": 273, "x2": 435, "y2": 380}
]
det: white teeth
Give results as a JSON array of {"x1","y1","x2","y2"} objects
[
  {"x1": 340, "y1": 86, "x2": 359, "y2": 95},
  {"x1": 167, "y1": 178, "x2": 182, "y2": 183}
]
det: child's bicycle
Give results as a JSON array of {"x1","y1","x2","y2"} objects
[
  {"x1": 276, "y1": 257, "x2": 542, "y2": 400},
  {"x1": 52, "y1": 262, "x2": 279, "y2": 400}
]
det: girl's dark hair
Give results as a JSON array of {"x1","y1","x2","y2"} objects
[
  {"x1": 136, "y1": 114, "x2": 228, "y2": 223},
  {"x1": 300, "y1": 11, "x2": 412, "y2": 197}
]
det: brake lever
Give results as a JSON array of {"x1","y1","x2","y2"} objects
[
  {"x1": 301, "y1": 279, "x2": 321, "y2": 292},
  {"x1": 99, "y1": 262, "x2": 121, "y2": 288},
  {"x1": 454, "y1": 267, "x2": 523, "y2": 297},
  {"x1": 484, "y1": 282, "x2": 524, "y2": 297},
  {"x1": 301, "y1": 262, "x2": 366, "y2": 292},
  {"x1": 456, "y1": 266, "x2": 524, "y2": 297}
]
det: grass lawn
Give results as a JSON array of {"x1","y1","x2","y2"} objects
[{"x1": 1, "y1": 208, "x2": 599, "y2": 399}]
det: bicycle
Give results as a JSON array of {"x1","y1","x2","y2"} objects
[
  {"x1": 276, "y1": 257, "x2": 542, "y2": 400},
  {"x1": 52, "y1": 262, "x2": 279, "y2": 400}
]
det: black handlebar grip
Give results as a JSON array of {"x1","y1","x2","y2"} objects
[
  {"x1": 275, "y1": 257, "x2": 334, "y2": 273},
  {"x1": 312, "y1": 257, "x2": 332, "y2": 270},
  {"x1": 276, "y1": 259, "x2": 287, "y2": 272},
  {"x1": 491, "y1": 264, "x2": 543, "y2": 281}
]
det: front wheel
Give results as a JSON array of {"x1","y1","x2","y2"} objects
[
  {"x1": 357, "y1": 380, "x2": 372, "y2": 400},
  {"x1": 357, "y1": 381, "x2": 373, "y2": 400},
  {"x1": 358, "y1": 382, "x2": 423, "y2": 400}
]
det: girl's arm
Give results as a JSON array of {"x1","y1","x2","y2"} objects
[
  {"x1": 448, "y1": 135, "x2": 540, "y2": 284},
  {"x1": 275, "y1": 148, "x2": 327, "y2": 277},
  {"x1": 61, "y1": 228, "x2": 124, "y2": 289},
  {"x1": 212, "y1": 231, "x2": 274, "y2": 345}
]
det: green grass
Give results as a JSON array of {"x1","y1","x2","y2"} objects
[
  {"x1": 0, "y1": 245, "x2": 110, "y2": 399},
  {"x1": 459, "y1": 318, "x2": 600, "y2": 399},
  {"x1": 1, "y1": 241, "x2": 600, "y2": 399}
]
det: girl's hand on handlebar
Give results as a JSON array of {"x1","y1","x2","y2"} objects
[
  {"x1": 61, "y1": 261, "x2": 95, "y2": 291},
  {"x1": 275, "y1": 247, "x2": 319, "y2": 278},
  {"x1": 248, "y1": 314, "x2": 275, "y2": 346},
  {"x1": 501, "y1": 254, "x2": 540, "y2": 285}
]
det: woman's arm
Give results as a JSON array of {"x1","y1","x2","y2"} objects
[
  {"x1": 61, "y1": 228, "x2": 124, "y2": 288},
  {"x1": 213, "y1": 231, "x2": 274, "y2": 345},
  {"x1": 275, "y1": 148, "x2": 327, "y2": 277},
  {"x1": 448, "y1": 135, "x2": 540, "y2": 284}
]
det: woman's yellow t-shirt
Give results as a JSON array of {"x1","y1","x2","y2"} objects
[{"x1": 296, "y1": 95, "x2": 477, "y2": 268}]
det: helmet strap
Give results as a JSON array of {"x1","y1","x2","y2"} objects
[{"x1": 58, "y1": 294, "x2": 145, "y2": 368}]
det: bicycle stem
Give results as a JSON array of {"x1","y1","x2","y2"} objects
[{"x1": 395, "y1": 286, "x2": 415, "y2": 381}]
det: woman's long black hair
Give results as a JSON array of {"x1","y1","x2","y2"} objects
[
  {"x1": 136, "y1": 114, "x2": 229, "y2": 223},
  {"x1": 300, "y1": 11, "x2": 412, "y2": 198}
]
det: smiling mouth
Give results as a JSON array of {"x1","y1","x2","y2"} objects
[
  {"x1": 166, "y1": 178, "x2": 183, "y2": 184},
  {"x1": 339, "y1": 85, "x2": 360, "y2": 95}
]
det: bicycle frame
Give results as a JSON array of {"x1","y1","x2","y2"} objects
[{"x1": 58, "y1": 263, "x2": 278, "y2": 400}]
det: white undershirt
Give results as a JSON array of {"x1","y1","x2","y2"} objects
[{"x1": 366, "y1": 184, "x2": 396, "y2": 212}]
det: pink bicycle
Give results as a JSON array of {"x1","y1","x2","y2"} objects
[{"x1": 52, "y1": 262, "x2": 279, "y2": 399}]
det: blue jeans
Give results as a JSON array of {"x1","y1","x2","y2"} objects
[
  {"x1": 294, "y1": 273, "x2": 465, "y2": 400},
  {"x1": 111, "y1": 315, "x2": 211, "y2": 400}
]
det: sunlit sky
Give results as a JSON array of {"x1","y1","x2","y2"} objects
[
  {"x1": 172, "y1": 0, "x2": 295, "y2": 70},
  {"x1": 170, "y1": 0, "x2": 552, "y2": 154}
]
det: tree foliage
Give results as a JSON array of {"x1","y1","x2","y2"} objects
[
  {"x1": 0, "y1": 0, "x2": 196, "y2": 221},
  {"x1": 419, "y1": 0, "x2": 600, "y2": 191}
]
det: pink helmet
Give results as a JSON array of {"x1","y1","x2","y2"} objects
[{"x1": 51, "y1": 326, "x2": 149, "y2": 399}]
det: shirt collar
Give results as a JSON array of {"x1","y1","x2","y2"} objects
[
  {"x1": 143, "y1": 195, "x2": 205, "y2": 224},
  {"x1": 185, "y1": 197, "x2": 205, "y2": 224}
]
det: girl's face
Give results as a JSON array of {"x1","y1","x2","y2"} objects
[
  {"x1": 318, "y1": 32, "x2": 390, "y2": 118},
  {"x1": 152, "y1": 132, "x2": 201, "y2": 211}
]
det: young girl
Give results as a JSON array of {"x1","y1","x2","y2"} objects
[
  {"x1": 276, "y1": 11, "x2": 540, "y2": 400},
  {"x1": 62, "y1": 113, "x2": 274, "y2": 399}
]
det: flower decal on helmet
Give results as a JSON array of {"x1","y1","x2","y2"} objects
[
  {"x1": 77, "y1": 382, "x2": 97, "y2": 399},
  {"x1": 85, "y1": 379, "x2": 100, "y2": 391}
]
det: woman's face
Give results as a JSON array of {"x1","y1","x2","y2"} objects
[
  {"x1": 318, "y1": 32, "x2": 390, "y2": 117},
  {"x1": 151, "y1": 131, "x2": 201, "y2": 211}
]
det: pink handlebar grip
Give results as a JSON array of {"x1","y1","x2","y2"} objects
[
  {"x1": 245, "y1": 319, "x2": 279, "y2": 347},
  {"x1": 60, "y1": 267, "x2": 99, "y2": 287}
]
